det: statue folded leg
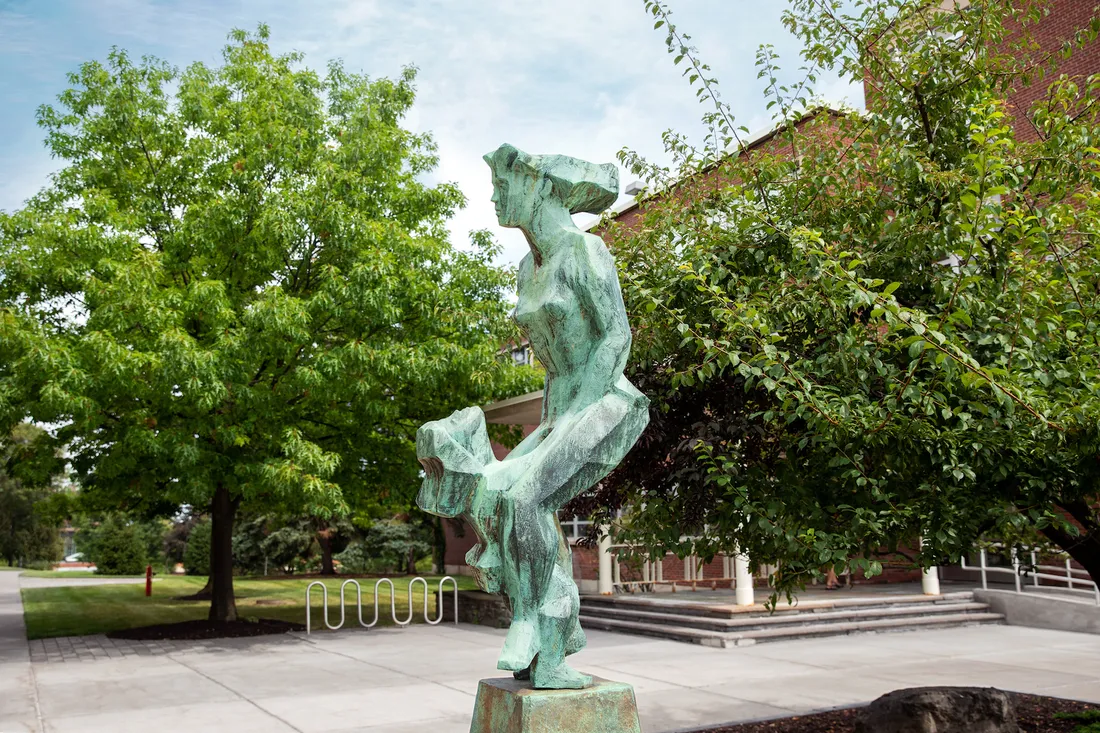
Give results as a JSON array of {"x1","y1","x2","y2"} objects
[{"x1": 494, "y1": 384, "x2": 650, "y2": 688}]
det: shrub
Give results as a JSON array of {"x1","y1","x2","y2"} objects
[
  {"x1": 260, "y1": 524, "x2": 314, "y2": 574},
  {"x1": 134, "y1": 520, "x2": 167, "y2": 569},
  {"x1": 163, "y1": 518, "x2": 196, "y2": 567},
  {"x1": 183, "y1": 520, "x2": 211, "y2": 576},
  {"x1": 92, "y1": 515, "x2": 148, "y2": 575},
  {"x1": 333, "y1": 542, "x2": 378, "y2": 574},
  {"x1": 335, "y1": 521, "x2": 432, "y2": 575}
]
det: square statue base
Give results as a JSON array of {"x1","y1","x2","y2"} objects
[{"x1": 470, "y1": 676, "x2": 642, "y2": 733}]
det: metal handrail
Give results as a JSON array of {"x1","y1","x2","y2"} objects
[
  {"x1": 961, "y1": 547, "x2": 1099, "y2": 606},
  {"x1": 305, "y1": 576, "x2": 459, "y2": 633}
]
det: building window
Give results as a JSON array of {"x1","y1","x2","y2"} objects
[
  {"x1": 512, "y1": 346, "x2": 533, "y2": 366},
  {"x1": 557, "y1": 511, "x2": 592, "y2": 543}
]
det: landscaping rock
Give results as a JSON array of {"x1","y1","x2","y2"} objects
[{"x1": 856, "y1": 687, "x2": 1018, "y2": 733}]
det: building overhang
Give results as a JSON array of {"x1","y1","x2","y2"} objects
[{"x1": 483, "y1": 390, "x2": 543, "y2": 425}]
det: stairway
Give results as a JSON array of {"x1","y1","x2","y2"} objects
[{"x1": 579, "y1": 591, "x2": 1003, "y2": 647}]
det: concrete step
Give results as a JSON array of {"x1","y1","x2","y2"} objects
[
  {"x1": 578, "y1": 610, "x2": 1005, "y2": 647},
  {"x1": 580, "y1": 591, "x2": 977, "y2": 620},
  {"x1": 578, "y1": 601, "x2": 996, "y2": 633}
]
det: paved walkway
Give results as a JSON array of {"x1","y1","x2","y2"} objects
[
  {"x1": 0, "y1": 571, "x2": 40, "y2": 733},
  {"x1": 2, "y1": 572, "x2": 1100, "y2": 732}
]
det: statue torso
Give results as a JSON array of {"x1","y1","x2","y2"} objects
[{"x1": 513, "y1": 236, "x2": 601, "y2": 422}]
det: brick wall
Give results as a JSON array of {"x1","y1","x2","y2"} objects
[
  {"x1": 862, "y1": 1, "x2": 1099, "y2": 141},
  {"x1": 1002, "y1": 0, "x2": 1100, "y2": 143}
]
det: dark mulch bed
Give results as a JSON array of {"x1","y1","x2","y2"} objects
[
  {"x1": 696, "y1": 694, "x2": 1099, "y2": 733},
  {"x1": 107, "y1": 618, "x2": 304, "y2": 641}
]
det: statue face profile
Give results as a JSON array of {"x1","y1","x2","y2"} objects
[
  {"x1": 488, "y1": 167, "x2": 518, "y2": 229},
  {"x1": 484, "y1": 143, "x2": 619, "y2": 231}
]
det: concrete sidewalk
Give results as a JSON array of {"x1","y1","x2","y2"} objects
[
  {"x1": 0, "y1": 619, "x2": 1096, "y2": 733},
  {"x1": 0, "y1": 571, "x2": 40, "y2": 733}
]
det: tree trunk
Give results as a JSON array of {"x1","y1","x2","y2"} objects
[
  {"x1": 179, "y1": 575, "x2": 213, "y2": 601},
  {"x1": 318, "y1": 533, "x2": 335, "y2": 576},
  {"x1": 1040, "y1": 498, "x2": 1100, "y2": 588},
  {"x1": 208, "y1": 483, "x2": 240, "y2": 622},
  {"x1": 406, "y1": 547, "x2": 417, "y2": 575}
]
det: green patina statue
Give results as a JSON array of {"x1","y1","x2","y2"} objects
[{"x1": 416, "y1": 144, "x2": 649, "y2": 690}]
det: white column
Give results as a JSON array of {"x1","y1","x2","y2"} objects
[
  {"x1": 920, "y1": 536, "x2": 941, "y2": 595},
  {"x1": 597, "y1": 525, "x2": 613, "y2": 595},
  {"x1": 734, "y1": 547, "x2": 754, "y2": 606}
]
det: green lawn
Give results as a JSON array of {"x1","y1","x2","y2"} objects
[{"x1": 21, "y1": 574, "x2": 477, "y2": 639}]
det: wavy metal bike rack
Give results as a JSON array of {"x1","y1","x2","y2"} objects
[{"x1": 305, "y1": 576, "x2": 458, "y2": 634}]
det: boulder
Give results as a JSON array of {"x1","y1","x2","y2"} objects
[{"x1": 857, "y1": 687, "x2": 1018, "y2": 733}]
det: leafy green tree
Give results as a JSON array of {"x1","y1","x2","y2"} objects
[
  {"x1": 312, "y1": 516, "x2": 355, "y2": 575},
  {"x1": 0, "y1": 424, "x2": 64, "y2": 567},
  {"x1": 233, "y1": 513, "x2": 339, "y2": 575},
  {"x1": 90, "y1": 514, "x2": 147, "y2": 575},
  {"x1": 183, "y1": 520, "x2": 211, "y2": 576},
  {"x1": 0, "y1": 27, "x2": 538, "y2": 619},
  {"x1": 580, "y1": 0, "x2": 1100, "y2": 594},
  {"x1": 260, "y1": 523, "x2": 316, "y2": 574},
  {"x1": 355, "y1": 518, "x2": 432, "y2": 575},
  {"x1": 163, "y1": 516, "x2": 196, "y2": 569}
]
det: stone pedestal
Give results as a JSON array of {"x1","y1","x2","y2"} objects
[{"x1": 470, "y1": 676, "x2": 642, "y2": 733}]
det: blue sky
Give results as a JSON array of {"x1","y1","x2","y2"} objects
[{"x1": 0, "y1": 0, "x2": 864, "y2": 267}]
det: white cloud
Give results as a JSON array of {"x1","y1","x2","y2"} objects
[{"x1": 0, "y1": 0, "x2": 864, "y2": 267}]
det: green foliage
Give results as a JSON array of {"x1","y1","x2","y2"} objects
[
  {"x1": 231, "y1": 514, "x2": 270, "y2": 574},
  {"x1": 22, "y1": 560, "x2": 54, "y2": 571},
  {"x1": 337, "y1": 520, "x2": 431, "y2": 575},
  {"x1": 332, "y1": 542, "x2": 378, "y2": 574},
  {"x1": 134, "y1": 520, "x2": 167, "y2": 570},
  {"x1": 585, "y1": 0, "x2": 1100, "y2": 595},
  {"x1": 1055, "y1": 710, "x2": 1100, "y2": 733},
  {"x1": 90, "y1": 514, "x2": 148, "y2": 575},
  {"x1": 183, "y1": 520, "x2": 211, "y2": 576},
  {"x1": 0, "y1": 424, "x2": 65, "y2": 566},
  {"x1": 163, "y1": 518, "x2": 196, "y2": 566},
  {"x1": 232, "y1": 514, "x2": 315, "y2": 574},
  {"x1": 0, "y1": 27, "x2": 540, "y2": 611}
]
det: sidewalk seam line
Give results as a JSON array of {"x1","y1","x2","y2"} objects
[
  {"x1": 167, "y1": 653, "x2": 306, "y2": 733},
  {"x1": 28, "y1": 658, "x2": 45, "y2": 733}
]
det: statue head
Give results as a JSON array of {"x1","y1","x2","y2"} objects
[
  {"x1": 483, "y1": 143, "x2": 619, "y2": 229},
  {"x1": 415, "y1": 407, "x2": 494, "y2": 518}
]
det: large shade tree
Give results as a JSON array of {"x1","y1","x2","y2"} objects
[
  {"x1": 0, "y1": 27, "x2": 537, "y2": 620},
  {"x1": 573, "y1": 0, "x2": 1100, "y2": 594}
]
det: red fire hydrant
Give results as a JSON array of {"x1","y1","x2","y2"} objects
[{"x1": 145, "y1": 565, "x2": 153, "y2": 597}]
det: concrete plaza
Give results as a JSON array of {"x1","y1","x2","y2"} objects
[{"x1": 2, "y1": 572, "x2": 1100, "y2": 733}]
